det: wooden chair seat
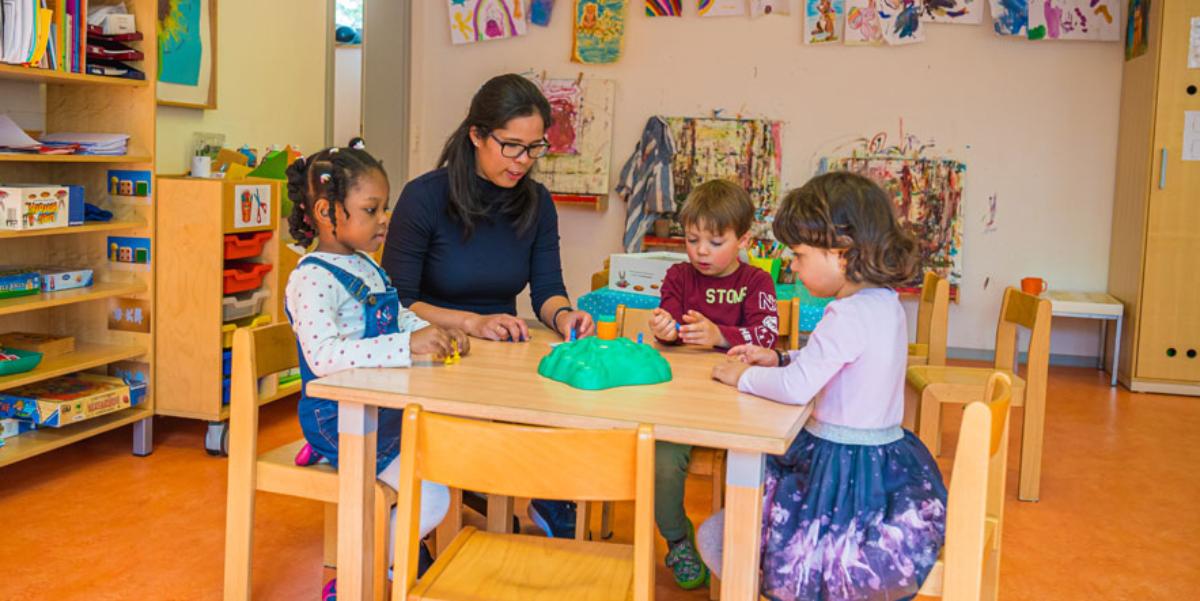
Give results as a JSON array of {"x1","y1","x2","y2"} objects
[
  {"x1": 256, "y1": 439, "x2": 338, "y2": 501},
  {"x1": 908, "y1": 366, "x2": 1027, "y2": 407},
  {"x1": 411, "y1": 526, "x2": 635, "y2": 601},
  {"x1": 916, "y1": 517, "x2": 999, "y2": 597}
]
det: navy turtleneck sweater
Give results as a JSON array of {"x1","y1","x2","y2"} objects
[{"x1": 382, "y1": 168, "x2": 568, "y2": 318}]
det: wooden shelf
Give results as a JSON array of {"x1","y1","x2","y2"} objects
[
  {"x1": 0, "y1": 64, "x2": 148, "y2": 87},
  {"x1": 0, "y1": 151, "x2": 152, "y2": 164},
  {"x1": 0, "y1": 220, "x2": 146, "y2": 240},
  {"x1": 0, "y1": 407, "x2": 153, "y2": 468},
  {"x1": 0, "y1": 342, "x2": 146, "y2": 392},
  {"x1": 0, "y1": 280, "x2": 147, "y2": 317}
]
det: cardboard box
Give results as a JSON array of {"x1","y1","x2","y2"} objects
[
  {"x1": 0, "y1": 268, "x2": 40, "y2": 299},
  {"x1": 0, "y1": 418, "x2": 36, "y2": 440},
  {"x1": 36, "y1": 266, "x2": 94, "y2": 292},
  {"x1": 0, "y1": 374, "x2": 133, "y2": 428},
  {"x1": 0, "y1": 185, "x2": 70, "y2": 231},
  {"x1": 0, "y1": 332, "x2": 75, "y2": 359},
  {"x1": 102, "y1": 13, "x2": 136, "y2": 35},
  {"x1": 67, "y1": 185, "x2": 85, "y2": 226},
  {"x1": 608, "y1": 252, "x2": 689, "y2": 298}
]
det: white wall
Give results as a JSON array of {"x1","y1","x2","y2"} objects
[
  {"x1": 403, "y1": 4, "x2": 1122, "y2": 356},
  {"x1": 156, "y1": 0, "x2": 329, "y2": 174}
]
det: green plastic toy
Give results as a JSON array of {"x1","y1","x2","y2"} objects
[{"x1": 538, "y1": 336, "x2": 672, "y2": 390}]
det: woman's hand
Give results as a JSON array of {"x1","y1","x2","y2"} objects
[
  {"x1": 555, "y1": 310, "x2": 595, "y2": 339},
  {"x1": 711, "y1": 358, "x2": 752, "y2": 387},
  {"x1": 726, "y1": 344, "x2": 780, "y2": 367},
  {"x1": 410, "y1": 325, "x2": 452, "y2": 357},
  {"x1": 463, "y1": 313, "x2": 530, "y2": 342},
  {"x1": 446, "y1": 328, "x2": 471, "y2": 356},
  {"x1": 680, "y1": 310, "x2": 727, "y2": 347},
  {"x1": 650, "y1": 308, "x2": 679, "y2": 342}
]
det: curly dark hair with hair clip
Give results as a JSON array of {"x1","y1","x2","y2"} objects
[
  {"x1": 772, "y1": 171, "x2": 918, "y2": 287},
  {"x1": 286, "y1": 146, "x2": 386, "y2": 248}
]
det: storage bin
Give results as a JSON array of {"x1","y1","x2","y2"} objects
[
  {"x1": 0, "y1": 348, "x2": 43, "y2": 376},
  {"x1": 222, "y1": 288, "x2": 271, "y2": 323},
  {"x1": 220, "y1": 314, "x2": 273, "y2": 349},
  {"x1": 222, "y1": 349, "x2": 232, "y2": 377},
  {"x1": 223, "y1": 231, "x2": 274, "y2": 260},
  {"x1": 222, "y1": 261, "x2": 273, "y2": 295}
]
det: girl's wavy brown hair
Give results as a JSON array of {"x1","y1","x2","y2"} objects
[{"x1": 772, "y1": 171, "x2": 918, "y2": 287}]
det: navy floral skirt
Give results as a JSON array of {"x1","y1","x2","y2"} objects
[{"x1": 759, "y1": 425, "x2": 947, "y2": 601}]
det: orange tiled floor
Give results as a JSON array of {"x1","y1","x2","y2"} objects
[{"x1": 1, "y1": 364, "x2": 1197, "y2": 600}]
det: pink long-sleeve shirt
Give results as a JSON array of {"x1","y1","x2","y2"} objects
[{"x1": 737, "y1": 287, "x2": 907, "y2": 430}]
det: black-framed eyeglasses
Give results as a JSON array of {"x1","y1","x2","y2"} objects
[{"x1": 489, "y1": 133, "x2": 550, "y2": 159}]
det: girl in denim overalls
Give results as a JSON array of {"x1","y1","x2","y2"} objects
[{"x1": 283, "y1": 146, "x2": 470, "y2": 600}]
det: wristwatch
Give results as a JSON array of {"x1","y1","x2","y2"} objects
[
  {"x1": 549, "y1": 306, "x2": 572, "y2": 330},
  {"x1": 774, "y1": 348, "x2": 792, "y2": 367}
]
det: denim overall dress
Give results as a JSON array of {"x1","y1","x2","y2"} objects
[{"x1": 287, "y1": 253, "x2": 405, "y2": 474}]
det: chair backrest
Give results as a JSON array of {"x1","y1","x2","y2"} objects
[
  {"x1": 787, "y1": 297, "x2": 801, "y2": 350},
  {"x1": 227, "y1": 323, "x2": 302, "y2": 486},
  {"x1": 915, "y1": 271, "x2": 950, "y2": 365},
  {"x1": 591, "y1": 258, "x2": 610, "y2": 292},
  {"x1": 992, "y1": 287, "x2": 1051, "y2": 399},
  {"x1": 392, "y1": 405, "x2": 656, "y2": 599},
  {"x1": 615, "y1": 304, "x2": 655, "y2": 342},
  {"x1": 942, "y1": 371, "x2": 1012, "y2": 600}
]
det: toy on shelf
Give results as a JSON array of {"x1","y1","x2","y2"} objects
[
  {"x1": 0, "y1": 269, "x2": 41, "y2": 299},
  {"x1": 538, "y1": 336, "x2": 671, "y2": 391},
  {"x1": 0, "y1": 349, "x2": 44, "y2": 376}
]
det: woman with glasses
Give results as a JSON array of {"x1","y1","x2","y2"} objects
[
  {"x1": 383, "y1": 73, "x2": 594, "y2": 344},
  {"x1": 382, "y1": 74, "x2": 595, "y2": 539}
]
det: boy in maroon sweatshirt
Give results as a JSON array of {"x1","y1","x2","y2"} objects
[{"x1": 648, "y1": 179, "x2": 778, "y2": 591}]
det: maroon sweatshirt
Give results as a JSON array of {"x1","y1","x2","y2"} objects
[{"x1": 657, "y1": 261, "x2": 779, "y2": 349}]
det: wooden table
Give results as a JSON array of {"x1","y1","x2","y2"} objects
[
  {"x1": 308, "y1": 331, "x2": 812, "y2": 601},
  {"x1": 1043, "y1": 291, "x2": 1124, "y2": 387}
]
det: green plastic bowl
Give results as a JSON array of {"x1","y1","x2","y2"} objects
[{"x1": 0, "y1": 348, "x2": 44, "y2": 376}]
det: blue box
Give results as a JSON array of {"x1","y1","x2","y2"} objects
[
  {"x1": 37, "y1": 266, "x2": 94, "y2": 292},
  {"x1": 67, "y1": 185, "x2": 85, "y2": 226}
]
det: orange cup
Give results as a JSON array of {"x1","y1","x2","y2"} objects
[
  {"x1": 597, "y1": 320, "x2": 618, "y2": 341},
  {"x1": 1020, "y1": 277, "x2": 1048, "y2": 295}
]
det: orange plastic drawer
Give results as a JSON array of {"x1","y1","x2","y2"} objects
[
  {"x1": 222, "y1": 261, "x2": 273, "y2": 295},
  {"x1": 223, "y1": 231, "x2": 274, "y2": 260}
]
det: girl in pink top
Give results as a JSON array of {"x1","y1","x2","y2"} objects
[{"x1": 701, "y1": 172, "x2": 947, "y2": 601}]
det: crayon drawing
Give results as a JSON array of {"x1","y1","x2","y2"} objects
[
  {"x1": 1027, "y1": 0, "x2": 1120, "y2": 41},
  {"x1": 699, "y1": 0, "x2": 748, "y2": 17},
  {"x1": 645, "y1": 0, "x2": 683, "y2": 15},
  {"x1": 880, "y1": 0, "x2": 925, "y2": 44},
  {"x1": 920, "y1": 0, "x2": 983, "y2": 23},
  {"x1": 541, "y1": 79, "x2": 585, "y2": 155},
  {"x1": 572, "y1": 0, "x2": 627, "y2": 64},
  {"x1": 805, "y1": 0, "x2": 845, "y2": 44},
  {"x1": 448, "y1": 0, "x2": 529, "y2": 45},
  {"x1": 845, "y1": 0, "x2": 885, "y2": 45},
  {"x1": 536, "y1": 79, "x2": 617, "y2": 196},
  {"x1": 990, "y1": 0, "x2": 1029, "y2": 36}
]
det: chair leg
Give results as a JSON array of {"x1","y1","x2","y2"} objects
[
  {"x1": 918, "y1": 389, "x2": 942, "y2": 456},
  {"x1": 599, "y1": 501, "x2": 614, "y2": 540},
  {"x1": 435, "y1": 487, "x2": 462, "y2": 556},
  {"x1": 373, "y1": 483, "x2": 393, "y2": 601},
  {"x1": 709, "y1": 451, "x2": 726, "y2": 601},
  {"x1": 222, "y1": 485, "x2": 255, "y2": 601},
  {"x1": 324, "y1": 503, "x2": 338, "y2": 568},
  {"x1": 576, "y1": 500, "x2": 593, "y2": 540},
  {"x1": 1018, "y1": 397, "x2": 1045, "y2": 502},
  {"x1": 981, "y1": 547, "x2": 1001, "y2": 601}
]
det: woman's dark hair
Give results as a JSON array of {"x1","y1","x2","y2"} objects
[
  {"x1": 437, "y1": 73, "x2": 552, "y2": 238},
  {"x1": 773, "y1": 171, "x2": 918, "y2": 287},
  {"x1": 286, "y1": 145, "x2": 386, "y2": 248}
]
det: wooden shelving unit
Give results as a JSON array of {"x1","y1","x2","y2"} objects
[{"x1": 0, "y1": 0, "x2": 157, "y2": 465}]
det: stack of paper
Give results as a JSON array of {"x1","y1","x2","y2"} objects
[
  {"x1": 39, "y1": 132, "x2": 128, "y2": 156},
  {"x1": 2, "y1": 0, "x2": 89, "y2": 73},
  {"x1": 0, "y1": 114, "x2": 41, "y2": 152}
]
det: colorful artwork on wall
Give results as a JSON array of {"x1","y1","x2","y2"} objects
[
  {"x1": 541, "y1": 79, "x2": 585, "y2": 155},
  {"x1": 880, "y1": 0, "x2": 925, "y2": 44},
  {"x1": 645, "y1": 0, "x2": 683, "y2": 15},
  {"x1": 818, "y1": 128, "x2": 965, "y2": 292},
  {"x1": 699, "y1": 0, "x2": 748, "y2": 16},
  {"x1": 991, "y1": 0, "x2": 1029, "y2": 36},
  {"x1": 920, "y1": 0, "x2": 983, "y2": 23},
  {"x1": 1027, "y1": 0, "x2": 1120, "y2": 41},
  {"x1": 805, "y1": 0, "x2": 845, "y2": 44},
  {"x1": 531, "y1": 0, "x2": 556, "y2": 25},
  {"x1": 751, "y1": 0, "x2": 791, "y2": 15},
  {"x1": 536, "y1": 78, "x2": 617, "y2": 198},
  {"x1": 448, "y1": 0, "x2": 529, "y2": 44},
  {"x1": 845, "y1": 0, "x2": 885, "y2": 44},
  {"x1": 1125, "y1": 0, "x2": 1150, "y2": 59},
  {"x1": 664, "y1": 117, "x2": 783, "y2": 239},
  {"x1": 572, "y1": 0, "x2": 627, "y2": 64}
]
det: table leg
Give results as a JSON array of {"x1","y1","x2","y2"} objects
[
  {"x1": 1111, "y1": 315, "x2": 1123, "y2": 388},
  {"x1": 338, "y1": 402, "x2": 378, "y2": 601},
  {"x1": 1097, "y1": 319, "x2": 1105, "y2": 370},
  {"x1": 486, "y1": 494, "x2": 515, "y2": 534},
  {"x1": 722, "y1": 450, "x2": 765, "y2": 600}
]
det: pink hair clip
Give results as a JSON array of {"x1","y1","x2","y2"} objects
[{"x1": 319, "y1": 173, "x2": 332, "y2": 184}]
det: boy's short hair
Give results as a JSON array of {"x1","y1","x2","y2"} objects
[{"x1": 678, "y1": 179, "x2": 755, "y2": 237}]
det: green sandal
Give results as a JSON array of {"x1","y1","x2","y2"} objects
[{"x1": 664, "y1": 520, "x2": 709, "y2": 590}]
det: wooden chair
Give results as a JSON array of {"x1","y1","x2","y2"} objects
[
  {"x1": 223, "y1": 324, "x2": 395, "y2": 601},
  {"x1": 785, "y1": 297, "x2": 801, "y2": 350},
  {"x1": 391, "y1": 405, "x2": 655, "y2": 601},
  {"x1": 917, "y1": 371, "x2": 1012, "y2": 601},
  {"x1": 907, "y1": 287, "x2": 1050, "y2": 501},
  {"x1": 613, "y1": 304, "x2": 726, "y2": 600},
  {"x1": 909, "y1": 271, "x2": 950, "y2": 367}
]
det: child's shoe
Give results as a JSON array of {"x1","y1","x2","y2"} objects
[
  {"x1": 322, "y1": 577, "x2": 336, "y2": 601},
  {"x1": 664, "y1": 521, "x2": 709, "y2": 590}
]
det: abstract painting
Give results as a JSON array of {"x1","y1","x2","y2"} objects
[
  {"x1": 1125, "y1": 0, "x2": 1150, "y2": 59},
  {"x1": 805, "y1": 0, "x2": 845, "y2": 44},
  {"x1": 536, "y1": 78, "x2": 617, "y2": 198},
  {"x1": 541, "y1": 79, "x2": 585, "y2": 155},
  {"x1": 573, "y1": 0, "x2": 627, "y2": 64},
  {"x1": 665, "y1": 117, "x2": 783, "y2": 239},
  {"x1": 699, "y1": 0, "x2": 748, "y2": 17},
  {"x1": 845, "y1": 0, "x2": 885, "y2": 44},
  {"x1": 1027, "y1": 0, "x2": 1120, "y2": 40},
  {"x1": 448, "y1": 0, "x2": 529, "y2": 45},
  {"x1": 920, "y1": 0, "x2": 984, "y2": 23},
  {"x1": 645, "y1": 0, "x2": 683, "y2": 15},
  {"x1": 531, "y1": 0, "x2": 556, "y2": 25},
  {"x1": 750, "y1": 0, "x2": 791, "y2": 15},
  {"x1": 157, "y1": 0, "x2": 217, "y2": 109},
  {"x1": 880, "y1": 0, "x2": 925, "y2": 44},
  {"x1": 819, "y1": 130, "x2": 965, "y2": 291},
  {"x1": 990, "y1": 0, "x2": 1029, "y2": 36}
]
